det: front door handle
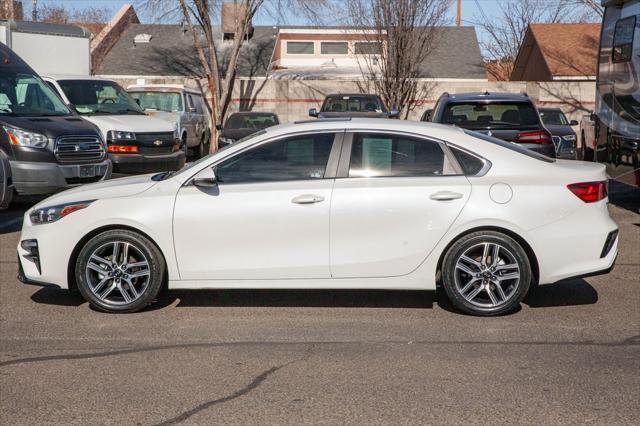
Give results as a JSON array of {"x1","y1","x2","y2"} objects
[
  {"x1": 292, "y1": 194, "x2": 325, "y2": 204},
  {"x1": 430, "y1": 191, "x2": 464, "y2": 201}
]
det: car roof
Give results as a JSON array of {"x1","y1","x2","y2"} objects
[
  {"x1": 440, "y1": 92, "x2": 532, "y2": 102},
  {"x1": 42, "y1": 74, "x2": 116, "y2": 83},
  {"x1": 127, "y1": 84, "x2": 200, "y2": 94},
  {"x1": 325, "y1": 93, "x2": 380, "y2": 98},
  {"x1": 229, "y1": 111, "x2": 278, "y2": 116}
]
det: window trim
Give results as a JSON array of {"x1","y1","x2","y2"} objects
[
  {"x1": 185, "y1": 130, "x2": 345, "y2": 186},
  {"x1": 336, "y1": 130, "x2": 466, "y2": 179}
]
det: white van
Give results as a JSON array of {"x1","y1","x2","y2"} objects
[{"x1": 43, "y1": 75, "x2": 185, "y2": 175}]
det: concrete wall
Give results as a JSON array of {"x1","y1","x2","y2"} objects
[{"x1": 106, "y1": 76, "x2": 596, "y2": 123}]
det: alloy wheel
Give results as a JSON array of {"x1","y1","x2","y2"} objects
[
  {"x1": 454, "y1": 242, "x2": 520, "y2": 309},
  {"x1": 85, "y1": 241, "x2": 151, "y2": 306}
]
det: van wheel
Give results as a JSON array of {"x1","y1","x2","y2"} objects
[
  {"x1": 75, "y1": 230, "x2": 165, "y2": 313},
  {"x1": 195, "y1": 135, "x2": 206, "y2": 158},
  {"x1": 441, "y1": 231, "x2": 531, "y2": 316}
]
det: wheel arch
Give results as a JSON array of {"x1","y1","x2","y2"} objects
[
  {"x1": 67, "y1": 224, "x2": 169, "y2": 291},
  {"x1": 435, "y1": 225, "x2": 540, "y2": 287}
]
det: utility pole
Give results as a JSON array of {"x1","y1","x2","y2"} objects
[
  {"x1": 32, "y1": 0, "x2": 37, "y2": 21},
  {"x1": 456, "y1": 0, "x2": 461, "y2": 27}
]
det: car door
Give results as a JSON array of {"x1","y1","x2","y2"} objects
[
  {"x1": 330, "y1": 131, "x2": 471, "y2": 278},
  {"x1": 173, "y1": 131, "x2": 342, "y2": 280}
]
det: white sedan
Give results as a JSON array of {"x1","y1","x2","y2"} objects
[{"x1": 17, "y1": 118, "x2": 618, "y2": 315}]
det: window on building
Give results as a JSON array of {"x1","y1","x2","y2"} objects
[
  {"x1": 287, "y1": 41, "x2": 315, "y2": 55},
  {"x1": 354, "y1": 42, "x2": 382, "y2": 55},
  {"x1": 321, "y1": 42, "x2": 348, "y2": 55}
]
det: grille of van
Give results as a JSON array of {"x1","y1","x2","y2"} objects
[{"x1": 54, "y1": 136, "x2": 105, "y2": 163}]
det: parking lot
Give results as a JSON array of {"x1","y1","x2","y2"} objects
[{"x1": 0, "y1": 185, "x2": 638, "y2": 425}]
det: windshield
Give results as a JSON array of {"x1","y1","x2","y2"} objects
[
  {"x1": 443, "y1": 102, "x2": 539, "y2": 129},
  {"x1": 58, "y1": 79, "x2": 144, "y2": 115},
  {"x1": 321, "y1": 95, "x2": 386, "y2": 113},
  {"x1": 129, "y1": 91, "x2": 183, "y2": 113},
  {"x1": 0, "y1": 71, "x2": 70, "y2": 117},
  {"x1": 225, "y1": 114, "x2": 278, "y2": 130},
  {"x1": 539, "y1": 109, "x2": 568, "y2": 125}
]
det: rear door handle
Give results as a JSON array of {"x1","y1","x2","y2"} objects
[
  {"x1": 430, "y1": 191, "x2": 464, "y2": 201},
  {"x1": 292, "y1": 194, "x2": 325, "y2": 204}
]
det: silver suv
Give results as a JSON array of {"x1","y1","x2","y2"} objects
[{"x1": 128, "y1": 85, "x2": 211, "y2": 158}]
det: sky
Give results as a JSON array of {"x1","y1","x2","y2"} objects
[{"x1": 21, "y1": 0, "x2": 506, "y2": 27}]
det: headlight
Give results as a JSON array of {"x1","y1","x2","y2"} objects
[
  {"x1": 107, "y1": 130, "x2": 136, "y2": 141},
  {"x1": 219, "y1": 136, "x2": 235, "y2": 145},
  {"x1": 173, "y1": 126, "x2": 179, "y2": 140},
  {"x1": 30, "y1": 200, "x2": 95, "y2": 225},
  {"x1": 562, "y1": 134, "x2": 576, "y2": 141},
  {"x1": 2, "y1": 126, "x2": 48, "y2": 148}
]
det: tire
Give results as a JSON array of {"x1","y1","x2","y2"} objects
[
  {"x1": 75, "y1": 230, "x2": 166, "y2": 313},
  {"x1": 181, "y1": 135, "x2": 189, "y2": 160},
  {"x1": 441, "y1": 231, "x2": 531, "y2": 316}
]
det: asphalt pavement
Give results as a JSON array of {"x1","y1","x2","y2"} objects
[{"x1": 0, "y1": 185, "x2": 638, "y2": 425}]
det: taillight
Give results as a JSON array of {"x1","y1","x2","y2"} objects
[
  {"x1": 567, "y1": 181, "x2": 607, "y2": 203},
  {"x1": 516, "y1": 130, "x2": 552, "y2": 144},
  {"x1": 108, "y1": 144, "x2": 138, "y2": 153}
]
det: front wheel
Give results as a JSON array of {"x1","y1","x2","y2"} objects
[
  {"x1": 441, "y1": 231, "x2": 531, "y2": 316},
  {"x1": 75, "y1": 230, "x2": 166, "y2": 313}
]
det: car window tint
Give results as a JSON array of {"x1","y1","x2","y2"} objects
[
  {"x1": 449, "y1": 146, "x2": 486, "y2": 175},
  {"x1": 442, "y1": 102, "x2": 538, "y2": 129},
  {"x1": 216, "y1": 133, "x2": 335, "y2": 183},
  {"x1": 349, "y1": 133, "x2": 450, "y2": 177}
]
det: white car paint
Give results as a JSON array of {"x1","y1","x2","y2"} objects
[
  {"x1": 18, "y1": 119, "x2": 617, "y2": 293},
  {"x1": 42, "y1": 75, "x2": 176, "y2": 140}
]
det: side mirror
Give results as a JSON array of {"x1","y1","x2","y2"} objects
[
  {"x1": 308, "y1": 108, "x2": 318, "y2": 117},
  {"x1": 389, "y1": 107, "x2": 400, "y2": 118},
  {"x1": 192, "y1": 167, "x2": 218, "y2": 188},
  {"x1": 134, "y1": 98, "x2": 141, "y2": 106},
  {"x1": 569, "y1": 119, "x2": 579, "y2": 126},
  {"x1": 215, "y1": 124, "x2": 223, "y2": 131}
]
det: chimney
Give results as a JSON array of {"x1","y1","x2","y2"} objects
[{"x1": 221, "y1": 1, "x2": 252, "y2": 41}]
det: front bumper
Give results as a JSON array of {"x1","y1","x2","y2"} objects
[
  {"x1": 109, "y1": 151, "x2": 186, "y2": 175},
  {"x1": 10, "y1": 160, "x2": 112, "y2": 195}
]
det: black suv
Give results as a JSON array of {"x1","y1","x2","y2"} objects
[
  {"x1": 1, "y1": 44, "x2": 110, "y2": 209},
  {"x1": 309, "y1": 94, "x2": 399, "y2": 119},
  {"x1": 429, "y1": 92, "x2": 555, "y2": 158}
]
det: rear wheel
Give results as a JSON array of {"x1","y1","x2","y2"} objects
[
  {"x1": 442, "y1": 231, "x2": 531, "y2": 316},
  {"x1": 75, "y1": 230, "x2": 165, "y2": 313}
]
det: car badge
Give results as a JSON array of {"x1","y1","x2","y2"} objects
[{"x1": 153, "y1": 140, "x2": 163, "y2": 146}]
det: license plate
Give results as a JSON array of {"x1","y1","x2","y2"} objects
[{"x1": 79, "y1": 165, "x2": 97, "y2": 178}]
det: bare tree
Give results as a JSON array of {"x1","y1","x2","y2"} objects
[
  {"x1": 474, "y1": 0, "x2": 600, "y2": 81},
  {"x1": 346, "y1": 0, "x2": 450, "y2": 118},
  {"x1": 37, "y1": 3, "x2": 111, "y2": 36}
]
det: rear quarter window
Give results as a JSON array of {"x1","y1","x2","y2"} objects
[{"x1": 449, "y1": 146, "x2": 487, "y2": 175}]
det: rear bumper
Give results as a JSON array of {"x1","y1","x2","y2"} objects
[
  {"x1": 10, "y1": 160, "x2": 112, "y2": 195},
  {"x1": 109, "y1": 151, "x2": 185, "y2": 175}
]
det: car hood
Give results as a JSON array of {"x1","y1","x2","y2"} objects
[
  {"x1": 33, "y1": 174, "x2": 159, "y2": 209},
  {"x1": 82, "y1": 114, "x2": 175, "y2": 137},
  {"x1": 145, "y1": 111, "x2": 179, "y2": 123},
  {"x1": 544, "y1": 124, "x2": 576, "y2": 137}
]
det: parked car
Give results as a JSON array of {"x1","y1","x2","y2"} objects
[
  {"x1": 430, "y1": 92, "x2": 555, "y2": 158},
  {"x1": 18, "y1": 118, "x2": 617, "y2": 316},
  {"x1": 309, "y1": 93, "x2": 399, "y2": 119},
  {"x1": 538, "y1": 107, "x2": 578, "y2": 159},
  {"x1": 420, "y1": 109, "x2": 433, "y2": 122},
  {"x1": 42, "y1": 75, "x2": 184, "y2": 176},
  {"x1": 218, "y1": 112, "x2": 279, "y2": 147},
  {"x1": 0, "y1": 45, "x2": 110, "y2": 209},
  {"x1": 128, "y1": 85, "x2": 210, "y2": 159}
]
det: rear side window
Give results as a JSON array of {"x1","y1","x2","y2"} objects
[
  {"x1": 449, "y1": 147, "x2": 486, "y2": 175},
  {"x1": 442, "y1": 102, "x2": 539, "y2": 129},
  {"x1": 349, "y1": 133, "x2": 455, "y2": 177},
  {"x1": 464, "y1": 129, "x2": 555, "y2": 163}
]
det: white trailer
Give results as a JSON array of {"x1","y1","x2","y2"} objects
[{"x1": 0, "y1": 20, "x2": 91, "y2": 76}]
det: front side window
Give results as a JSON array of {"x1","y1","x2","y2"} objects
[
  {"x1": 349, "y1": 133, "x2": 450, "y2": 178},
  {"x1": 0, "y1": 71, "x2": 69, "y2": 116},
  {"x1": 216, "y1": 133, "x2": 335, "y2": 184},
  {"x1": 612, "y1": 16, "x2": 636, "y2": 63},
  {"x1": 58, "y1": 80, "x2": 144, "y2": 115},
  {"x1": 129, "y1": 91, "x2": 183, "y2": 113},
  {"x1": 442, "y1": 101, "x2": 539, "y2": 129},
  {"x1": 287, "y1": 41, "x2": 315, "y2": 55}
]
